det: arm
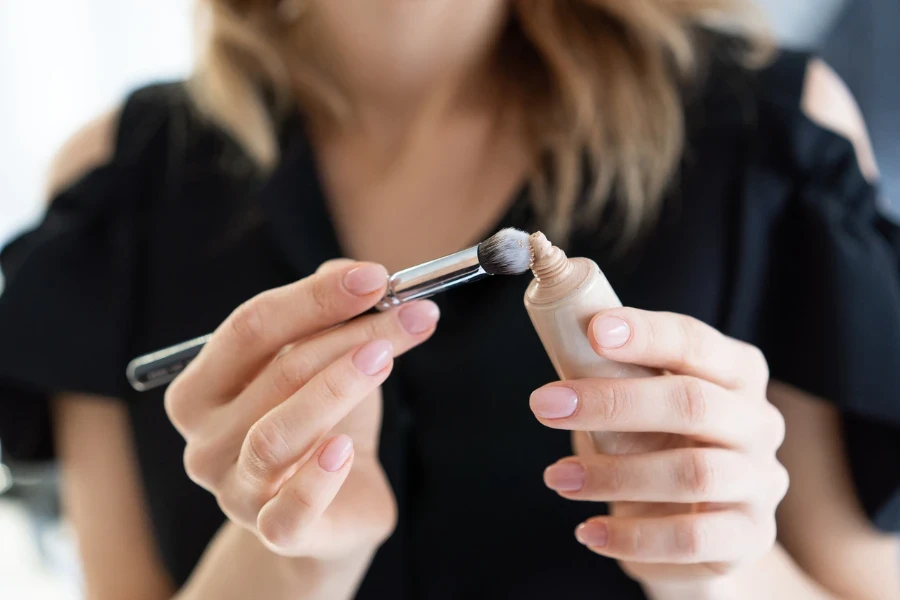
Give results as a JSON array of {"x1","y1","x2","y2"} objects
[
  {"x1": 52, "y1": 396, "x2": 175, "y2": 600},
  {"x1": 47, "y1": 114, "x2": 396, "y2": 600},
  {"x1": 647, "y1": 59, "x2": 899, "y2": 600},
  {"x1": 54, "y1": 396, "x2": 372, "y2": 600},
  {"x1": 48, "y1": 110, "x2": 176, "y2": 600},
  {"x1": 643, "y1": 382, "x2": 900, "y2": 600},
  {"x1": 534, "y1": 62, "x2": 898, "y2": 598}
]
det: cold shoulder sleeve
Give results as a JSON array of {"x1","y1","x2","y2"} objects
[
  {"x1": 734, "y1": 51, "x2": 900, "y2": 532},
  {"x1": 0, "y1": 85, "x2": 175, "y2": 461}
]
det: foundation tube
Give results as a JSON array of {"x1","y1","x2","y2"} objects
[{"x1": 523, "y1": 232, "x2": 659, "y2": 451}]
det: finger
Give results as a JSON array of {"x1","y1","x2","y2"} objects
[
  {"x1": 239, "y1": 300, "x2": 439, "y2": 415},
  {"x1": 197, "y1": 301, "x2": 439, "y2": 468},
  {"x1": 237, "y1": 340, "x2": 394, "y2": 487},
  {"x1": 316, "y1": 258, "x2": 356, "y2": 274},
  {"x1": 530, "y1": 376, "x2": 783, "y2": 450},
  {"x1": 575, "y1": 511, "x2": 766, "y2": 564},
  {"x1": 183, "y1": 298, "x2": 438, "y2": 495},
  {"x1": 618, "y1": 560, "x2": 747, "y2": 583},
  {"x1": 544, "y1": 448, "x2": 761, "y2": 504},
  {"x1": 256, "y1": 435, "x2": 354, "y2": 554},
  {"x1": 588, "y1": 308, "x2": 769, "y2": 391},
  {"x1": 167, "y1": 261, "x2": 388, "y2": 422}
]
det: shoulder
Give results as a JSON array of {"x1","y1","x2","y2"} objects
[
  {"x1": 45, "y1": 82, "x2": 223, "y2": 204},
  {"x1": 691, "y1": 41, "x2": 877, "y2": 188},
  {"x1": 800, "y1": 59, "x2": 879, "y2": 182},
  {"x1": 46, "y1": 108, "x2": 121, "y2": 202}
]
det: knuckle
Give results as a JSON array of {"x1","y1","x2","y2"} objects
[
  {"x1": 182, "y1": 442, "x2": 215, "y2": 486},
  {"x1": 674, "y1": 378, "x2": 708, "y2": 429},
  {"x1": 244, "y1": 419, "x2": 291, "y2": 478},
  {"x1": 675, "y1": 315, "x2": 705, "y2": 367},
  {"x1": 272, "y1": 352, "x2": 310, "y2": 398},
  {"x1": 597, "y1": 381, "x2": 631, "y2": 423},
  {"x1": 258, "y1": 487, "x2": 317, "y2": 551},
  {"x1": 680, "y1": 450, "x2": 715, "y2": 497},
  {"x1": 675, "y1": 518, "x2": 707, "y2": 560},
  {"x1": 773, "y1": 462, "x2": 791, "y2": 501},
  {"x1": 624, "y1": 520, "x2": 647, "y2": 556},
  {"x1": 767, "y1": 404, "x2": 787, "y2": 450},
  {"x1": 762, "y1": 515, "x2": 778, "y2": 551},
  {"x1": 749, "y1": 345, "x2": 770, "y2": 380},
  {"x1": 362, "y1": 315, "x2": 391, "y2": 344},
  {"x1": 308, "y1": 274, "x2": 337, "y2": 317},
  {"x1": 217, "y1": 485, "x2": 267, "y2": 529},
  {"x1": 230, "y1": 298, "x2": 267, "y2": 344},
  {"x1": 319, "y1": 368, "x2": 352, "y2": 405},
  {"x1": 163, "y1": 380, "x2": 189, "y2": 430},
  {"x1": 606, "y1": 458, "x2": 624, "y2": 495},
  {"x1": 283, "y1": 482, "x2": 318, "y2": 515},
  {"x1": 257, "y1": 509, "x2": 297, "y2": 551}
]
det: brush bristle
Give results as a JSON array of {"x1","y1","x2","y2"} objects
[{"x1": 477, "y1": 228, "x2": 532, "y2": 276}]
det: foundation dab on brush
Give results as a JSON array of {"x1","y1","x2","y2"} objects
[{"x1": 523, "y1": 232, "x2": 659, "y2": 449}]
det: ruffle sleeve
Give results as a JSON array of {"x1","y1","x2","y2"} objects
[
  {"x1": 744, "y1": 91, "x2": 900, "y2": 532},
  {"x1": 0, "y1": 86, "x2": 171, "y2": 461}
]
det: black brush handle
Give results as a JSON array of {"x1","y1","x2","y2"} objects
[{"x1": 126, "y1": 334, "x2": 213, "y2": 392}]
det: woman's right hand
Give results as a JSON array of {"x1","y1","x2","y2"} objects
[{"x1": 164, "y1": 260, "x2": 440, "y2": 561}]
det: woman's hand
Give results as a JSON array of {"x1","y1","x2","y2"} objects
[
  {"x1": 530, "y1": 308, "x2": 789, "y2": 586},
  {"x1": 164, "y1": 260, "x2": 440, "y2": 562}
]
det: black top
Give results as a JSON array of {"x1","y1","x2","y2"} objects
[{"x1": 2, "y1": 48, "x2": 899, "y2": 599}]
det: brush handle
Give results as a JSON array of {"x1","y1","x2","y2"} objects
[
  {"x1": 376, "y1": 246, "x2": 486, "y2": 311},
  {"x1": 126, "y1": 334, "x2": 212, "y2": 392},
  {"x1": 127, "y1": 246, "x2": 488, "y2": 391}
]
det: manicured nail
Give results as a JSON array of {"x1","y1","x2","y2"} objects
[
  {"x1": 353, "y1": 340, "x2": 393, "y2": 375},
  {"x1": 319, "y1": 434, "x2": 353, "y2": 472},
  {"x1": 399, "y1": 301, "x2": 441, "y2": 334},
  {"x1": 343, "y1": 264, "x2": 388, "y2": 296},
  {"x1": 530, "y1": 386, "x2": 578, "y2": 419},
  {"x1": 544, "y1": 462, "x2": 585, "y2": 492},
  {"x1": 576, "y1": 521, "x2": 608, "y2": 547},
  {"x1": 592, "y1": 316, "x2": 631, "y2": 349}
]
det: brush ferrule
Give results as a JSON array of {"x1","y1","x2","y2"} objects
[{"x1": 377, "y1": 246, "x2": 487, "y2": 311}]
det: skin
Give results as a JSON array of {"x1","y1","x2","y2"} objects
[{"x1": 47, "y1": 2, "x2": 898, "y2": 599}]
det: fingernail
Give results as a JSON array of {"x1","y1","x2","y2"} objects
[
  {"x1": 319, "y1": 434, "x2": 353, "y2": 472},
  {"x1": 530, "y1": 386, "x2": 578, "y2": 419},
  {"x1": 544, "y1": 462, "x2": 585, "y2": 492},
  {"x1": 399, "y1": 301, "x2": 441, "y2": 334},
  {"x1": 576, "y1": 521, "x2": 608, "y2": 547},
  {"x1": 353, "y1": 340, "x2": 393, "y2": 375},
  {"x1": 592, "y1": 316, "x2": 631, "y2": 349},
  {"x1": 343, "y1": 264, "x2": 387, "y2": 296}
]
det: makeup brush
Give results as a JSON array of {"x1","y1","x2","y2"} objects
[
  {"x1": 376, "y1": 227, "x2": 531, "y2": 309},
  {"x1": 126, "y1": 228, "x2": 532, "y2": 391}
]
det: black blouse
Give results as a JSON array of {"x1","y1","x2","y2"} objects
[{"x1": 1, "y1": 48, "x2": 899, "y2": 599}]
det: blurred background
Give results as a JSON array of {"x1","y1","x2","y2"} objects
[{"x1": 0, "y1": 1, "x2": 897, "y2": 598}]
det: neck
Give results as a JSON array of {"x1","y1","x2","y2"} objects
[{"x1": 304, "y1": 0, "x2": 511, "y2": 136}]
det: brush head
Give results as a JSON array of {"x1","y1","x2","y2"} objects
[{"x1": 477, "y1": 228, "x2": 532, "y2": 276}]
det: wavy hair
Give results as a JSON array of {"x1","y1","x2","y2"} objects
[{"x1": 190, "y1": 0, "x2": 770, "y2": 242}]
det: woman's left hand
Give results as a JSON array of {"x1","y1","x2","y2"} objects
[{"x1": 530, "y1": 308, "x2": 789, "y2": 585}]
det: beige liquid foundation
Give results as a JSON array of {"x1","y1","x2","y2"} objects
[{"x1": 524, "y1": 232, "x2": 659, "y2": 451}]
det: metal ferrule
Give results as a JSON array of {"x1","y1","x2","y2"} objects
[{"x1": 376, "y1": 246, "x2": 487, "y2": 311}]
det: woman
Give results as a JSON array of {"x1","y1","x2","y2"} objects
[{"x1": 1, "y1": 1, "x2": 898, "y2": 598}]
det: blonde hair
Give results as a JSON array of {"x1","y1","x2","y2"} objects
[{"x1": 191, "y1": 0, "x2": 771, "y2": 243}]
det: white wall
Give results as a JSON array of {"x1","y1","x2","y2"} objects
[
  {"x1": 0, "y1": 0, "x2": 193, "y2": 247},
  {"x1": 756, "y1": 0, "x2": 848, "y2": 47}
]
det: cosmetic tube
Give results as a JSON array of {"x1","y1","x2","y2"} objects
[{"x1": 523, "y1": 233, "x2": 659, "y2": 451}]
